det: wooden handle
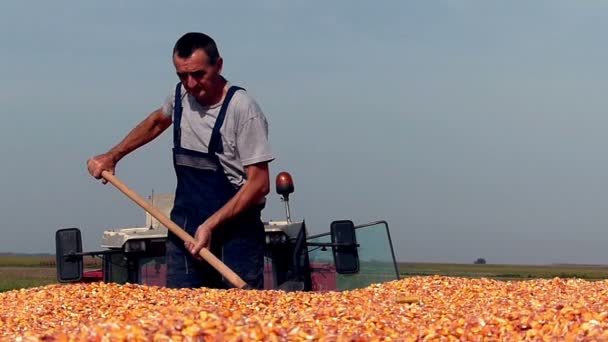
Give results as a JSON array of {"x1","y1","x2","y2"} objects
[{"x1": 101, "y1": 170, "x2": 249, "y2": 289}]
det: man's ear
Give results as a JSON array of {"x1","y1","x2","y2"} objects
[{"x1": 215, "y1": 57, "x2": 223, "y2": 73}]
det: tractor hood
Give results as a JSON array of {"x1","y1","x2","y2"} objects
[{"x1": 100, "y1": 193, "x2": 304, "y2": 249}]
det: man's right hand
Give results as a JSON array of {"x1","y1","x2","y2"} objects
[{"x1": 87, "y1": 153, "x2": 117, "y2": 184}]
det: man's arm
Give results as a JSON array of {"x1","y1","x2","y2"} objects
[
  {"x1": 87, "y1": 109, "x2": 172, "y2": 179},
  {"x1": 206, "y1": 161, "x2": 270, "y2": 228},
  {"x1": 186, "y1": 161, "x2": 270, "y2": 256}
]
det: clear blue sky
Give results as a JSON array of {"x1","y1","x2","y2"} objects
[{"x1": 2, "y1": 1, "x2": 608, "y2": 264}]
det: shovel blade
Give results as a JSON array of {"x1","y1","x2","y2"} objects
[{"x1": 278, "y1": 280, "x2": 305, "y2": 292}]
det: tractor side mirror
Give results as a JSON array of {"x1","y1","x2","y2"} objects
[
  {"x1": 330, "y1": 220, "x2": 360, "y2": 274},
  {"x1": 55, "y1": 228, "x2": 83, "y2": 283}
]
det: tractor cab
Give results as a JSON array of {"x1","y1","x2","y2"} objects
[{"x1": 56, "y1": 172, "x2": 400, "y2": 291}]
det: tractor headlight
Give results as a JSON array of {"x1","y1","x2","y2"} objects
[
  {"x1": 125, "y1": 240, "x2": 146, "y2": 253},
  {"x1": 265, "y1": 232, "x2": 288, "y2": 245}
]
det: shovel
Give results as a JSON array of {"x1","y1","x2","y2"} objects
[{"x1": 100, "y1": 170, "x2": 252, "y2": 290}]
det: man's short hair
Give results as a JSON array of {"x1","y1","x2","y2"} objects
[{"x1": 173, "y1": 32, "x2": 220, "y2": 65}]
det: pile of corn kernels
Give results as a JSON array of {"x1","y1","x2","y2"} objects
[{"x1": 2, "y1": 276, "x2": 608, "y2": 341}]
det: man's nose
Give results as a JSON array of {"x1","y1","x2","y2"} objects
[{"x1": 185, "y1": 75, "x2": 197, "y2": 88}]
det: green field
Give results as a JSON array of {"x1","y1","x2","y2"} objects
[
  {"x1": 0, "y1": 255, "x2": 102, "y2": 293},
  {"x1": 3, "y1": 255, "x2": 608, "y2": 293},
  {"x1": 0, "y1": 267, "x2": 58, "y2": 292},
  {"x1": 398, "y1": 262, "x2": 608, "y2": 280}
]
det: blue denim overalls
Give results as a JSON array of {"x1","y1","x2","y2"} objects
[{"x1": 165, "y1": 83, "x2": 265, "y2": 289}]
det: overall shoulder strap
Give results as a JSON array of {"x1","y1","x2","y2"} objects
[
  {"x1": 208, "y1": 85, "x2": 245, "y2": 154},
  {"x1": 173, "y1": 82, "x2": 184, "y2": 148}
]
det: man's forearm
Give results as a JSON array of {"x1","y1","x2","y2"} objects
[
  {"x1": 205, "y1": 164, "x2": 270, "y2": 230},
  {"x1": 207, "y1": 182, "x2": 268, "y2": 229},
  {"x1": 108, "y1": 109, "x2": 172, "y2": 162}
]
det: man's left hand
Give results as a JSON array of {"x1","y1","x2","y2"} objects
[{"x1": 186, "y1": 223, "x2": 213, "y2": 260}]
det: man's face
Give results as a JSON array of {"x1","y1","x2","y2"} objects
[{"x1": 173, "y1": 49, "x2": 223, "y2": 105}]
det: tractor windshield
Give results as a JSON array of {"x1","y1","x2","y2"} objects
[{"x1": 307, "y1": 221, "x2": 400, "y2": 291}]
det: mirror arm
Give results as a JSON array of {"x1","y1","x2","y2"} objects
[
  {"x1": 63, "y1": 250, "x2": 120, "y2": 260},
  {"x1": 307, "y1": 242, "x2": 360, "y2": 248}
]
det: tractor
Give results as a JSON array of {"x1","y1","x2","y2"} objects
[{"x1": 55, "y1": 172, "x2": 400, "y2": 291}]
